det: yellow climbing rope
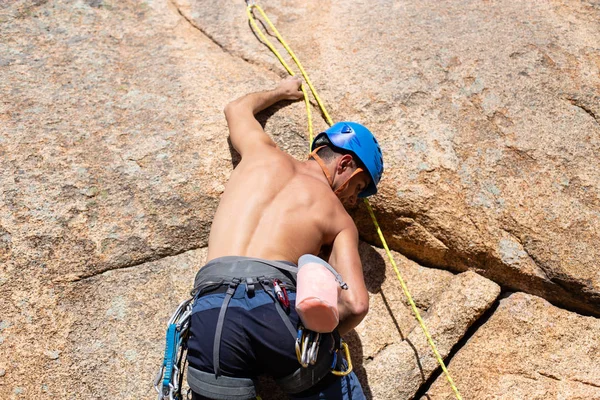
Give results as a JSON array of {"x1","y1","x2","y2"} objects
[
  {"x1": 246, "y1": 3, "x2": 333, "y2": 143},
  {"x1": 247, "y1": 3, "x2": 463, "y2": 400}
]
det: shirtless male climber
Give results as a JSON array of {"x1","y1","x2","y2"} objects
[{"x1": 185, "y1": 76, "x2": 384, "y2": 400}]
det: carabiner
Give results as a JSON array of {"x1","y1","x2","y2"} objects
[
  {"x1": 308, "y1": 332, "x2": 320, "y2": 365},
  {"x1": 330, "y1": 341, "x2": 353, "y2": 376},
  {"x1": 273, "y1": 279, "x2": 290, "y2": 310},
  {"x1": 295, "y1": 325, "x2": 304, "y2": 365},
  {"x1": 153, "y1": 365, "x2": 164, "y2": 397}
]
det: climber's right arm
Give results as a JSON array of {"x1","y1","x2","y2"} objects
[{"x1": 224, "y1": 77, "x2": 303, "y2": 158}]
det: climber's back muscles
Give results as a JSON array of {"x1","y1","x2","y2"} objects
[{"x1": 207, "y1": 77, "x2": 368, "y2": 334}]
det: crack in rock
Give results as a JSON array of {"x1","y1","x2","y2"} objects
[
  {"x1": 63, "y1": 245, "x2": 206, "y2": 282},
  {"x1": 168, "y1": 0, "x2": 228, "y2": 53},
  {"x1": 572, "y1": 378, "x2": 600, "y2": 389},
  {"x1": 499, "y1": 227, "x2": 552, "y2": 282},
  {"x1": 538, "y1": 371, "x2": 561, "y2": 381},
  {"x1": 365, "y1": 342, "x2": 393, "y2": 362},
  {"x1": 538, "y1": 372, "x2": 600, "y2": 389},
  {"x1": 565, "y1": 96, "x2": 600, "y2": 127},
  {"x1": 167, "y1": 0, "x2": 269, "y2": 72}
]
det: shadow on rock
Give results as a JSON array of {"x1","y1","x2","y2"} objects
[
  {"x1": 380, "y1": 288, "x2": 427, "y2": 384},
  {"x1": 227, "y1": 136, "x2": 241, "y2": 169},
  {"x1": 344, "y1": 329, "x2": 373, "y2": 399},
  {"x1": 358, "y1": 241, "x2": 387, "y2": 294}
]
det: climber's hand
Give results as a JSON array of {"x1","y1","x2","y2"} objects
[{"x1": 276, "y1": 76, "x2": 304, "y2": 101}]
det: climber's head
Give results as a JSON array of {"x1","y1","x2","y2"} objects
[{"x1": 309, "y1": 122, "x2": 384, "y2": 205}]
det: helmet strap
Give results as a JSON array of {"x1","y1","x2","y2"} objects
[
  {"x1": 309, "y1": 147, "x2": 363, "y2": 196},
  {"x1": 309, "y1": 146, "x2": 334, "y2": 187},
  {"x1": 333, "y1": 167, "x2": 364, "y2": 195}
]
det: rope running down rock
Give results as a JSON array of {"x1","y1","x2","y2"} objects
[{"x1": 247, "y1": 3, "x2": 463, "y2": 399}]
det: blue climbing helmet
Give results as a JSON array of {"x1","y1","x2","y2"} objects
[{"x1": 311, "y1": 122, "x2": 384, "y2": 197}]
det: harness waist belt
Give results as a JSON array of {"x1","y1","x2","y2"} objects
[
  {"x1": 192, "y1": 256, "x2": 298, "y2": 296},
  {"x1": 192, "y1": 256, "x2": 301, "y2": 380}
]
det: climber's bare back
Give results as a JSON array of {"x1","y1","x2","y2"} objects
[
  {"x1": 207, "y1": 146, "x2": 354, "y2": 263},
  {"x1": 204, "y1": 78, "x2": 370, "y2": 333}
]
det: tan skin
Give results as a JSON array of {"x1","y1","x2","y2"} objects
[{"x1": 206, "y1": 76, "x2": 370, "y2": 335}]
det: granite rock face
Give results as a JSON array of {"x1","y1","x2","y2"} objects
[
  {"x1": 178, "y1": 0, "x2": 600, "y2": 315},
  {"x1": 47, "y1": 248, "x2": 206, "y2": 399},
  {"x1": 424, "y1": 293, "x2": 600, "y2": 400},
  {"x1": 240, "y1": 246, "x2": 500, "y2": 400},
  {"x1": 363, "y1": 270, "x2": 500, "y2": 400},
  {"x1": 0, "y1": 0, "x2": 304, "y2": 397},
  {"x1": 2, "y1": 0, "x2": 600, "y2": 399}
]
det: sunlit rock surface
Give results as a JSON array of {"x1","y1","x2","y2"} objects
[{"x1": 1, "y1": 0, "x2": 599, "y2": 398}]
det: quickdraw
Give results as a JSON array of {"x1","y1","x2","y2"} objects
[{"x1": 154, "y1": 298, "x2": 193, "y2": 400}]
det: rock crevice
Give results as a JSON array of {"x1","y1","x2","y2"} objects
[
  {"x1": 565, "y1": 96, "x2": 600, "y2": 127},
  {"x1": 65, "y1": 244, "x2": 206, "y2": 282}
]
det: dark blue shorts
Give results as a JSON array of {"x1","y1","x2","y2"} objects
[
  {"x1": 187, "y1": 284, "x2": 301, "y2": 379},
  {"x1": 187, "y1": 284, "x2": 365, "y2": 400}
]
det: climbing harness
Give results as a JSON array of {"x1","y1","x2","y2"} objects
[
  {"x1": 155, "y1": 256, "x2": 353, "y2": 399},
  {"x1": 154, "y1": 298, "x2": 193, "y2": 400},
  {"x1": 247, "y1": 3, "x2": 463, "y2": 399}
]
